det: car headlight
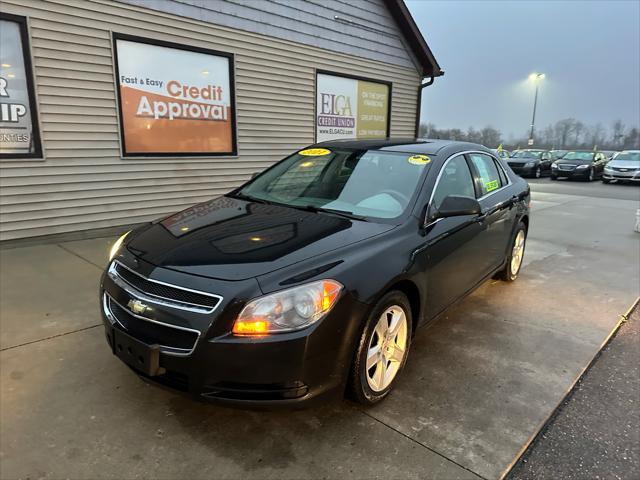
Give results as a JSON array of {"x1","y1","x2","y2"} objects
[
  {"x1": 108, "y1": 231, "x2": 130, "y2": 261},
  {"x1": 576, "y1": 164, "x2": 590, "y2": 169},
  {"x1": 233, "y1": 280, "x2": 343, "y2": 335},
  {"x1": 551, "y1": 163, "x2": 558, "y2": 169}
]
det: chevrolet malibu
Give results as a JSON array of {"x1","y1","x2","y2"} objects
[{"x1": 101, "y1": 139, "x2": 530, "y2": 406}]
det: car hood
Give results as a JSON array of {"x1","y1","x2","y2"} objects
[
  {"x1": 508, "y1": 158, "x2": 539, "y2": 164},
  {"x1": 125, "y1": 196, "x2": 396, "y2": 281},
  {"x1": 607, "y1": 160, "x2": 640, "y2": 169}
]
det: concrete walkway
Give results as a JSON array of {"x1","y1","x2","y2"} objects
[{"x1": 1, "y1": 187, "x2": 638, "y2": 480}]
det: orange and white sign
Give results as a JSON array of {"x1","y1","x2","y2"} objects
[{"x1": 114, "y1": 36, "x2": 235, "y2": 156}]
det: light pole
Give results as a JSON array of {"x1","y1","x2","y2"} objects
[{"x1": 528, "y1": 73, "x2": 545, "y2": 146}]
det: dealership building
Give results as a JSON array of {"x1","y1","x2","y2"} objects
[{"x1": 0, "y1": 0, "x2": 442, "y2": 241}]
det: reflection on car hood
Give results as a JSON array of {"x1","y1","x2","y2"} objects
[
  {"x1": 125, "y1": 196, "x2": 396, "y2": 281},
  {"x1": 607, "y1": 160, "x2": 640, "y2": 169}
]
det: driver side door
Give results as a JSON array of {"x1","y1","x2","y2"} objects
[{"x1": 421, "y1": 154, "x2": 486, "y2": 319}]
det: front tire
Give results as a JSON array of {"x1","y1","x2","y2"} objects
[
  {"x1": 349, "y1": 291, "x2": 412, "y2": 405},
  {"x1": 603, "y1": 178, "x2": 610, "y2": 184},
  {"x1": 534, "y1": 166, "x2": 541, "y2": 178},
  {"x1": 496, "y1": 221, "x2": 527, "y2": 282}
]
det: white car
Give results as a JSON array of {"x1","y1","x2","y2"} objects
[{"x1": 603, "y1": 150, "x2": 640, "y2": 184}]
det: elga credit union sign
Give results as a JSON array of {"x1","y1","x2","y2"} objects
[
  {"x1": 316, "y1": 72, "x2": 390, "y2": 142},
  {"x1": 114, "y1": 34, "x2": 236, "y2": 156}
]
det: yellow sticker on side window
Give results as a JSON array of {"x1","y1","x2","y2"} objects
[
  {"x1": 485, "y1": 179, "x2": 500, "y2": 192},
  {"x1": 299, "y1": 148, "x2": 331, "y2": 156},
  {"x1": 408, "y1": 154, "x2": 431, "y2": 165}
]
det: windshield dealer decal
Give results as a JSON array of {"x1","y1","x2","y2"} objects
[
  {"x1": 299, "y1": 148, "x2": 331, "y2": 156},
  {"x1": 408, "y1": 154, "x2": 431, "y2": 165}
]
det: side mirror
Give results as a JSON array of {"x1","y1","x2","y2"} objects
[{"x1": 435, "y1": 195, "x2": 482, "y2": 219}]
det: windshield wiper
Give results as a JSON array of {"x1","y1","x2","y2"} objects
[
  {"x1": 228, "y1": 192, "x2": 270, "y2": 204},
  {"x1": 295, "y1": 205, "x2": 367, "y2": 221}
]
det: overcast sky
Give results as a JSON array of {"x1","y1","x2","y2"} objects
[{"x1": 406, "y1": 0, "x2": 640, "y2": 139}]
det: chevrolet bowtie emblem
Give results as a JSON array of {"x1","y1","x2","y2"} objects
[{"x1": 127, "y1": 299, "x2": 149, "y2": 315}]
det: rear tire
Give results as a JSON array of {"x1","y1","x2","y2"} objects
[
  {"x1": 496, "y1": 221, "x2": 527, "y2": 282},
  {"x1": 349, "y1": 291, "x2": 412, "y2": 405}
]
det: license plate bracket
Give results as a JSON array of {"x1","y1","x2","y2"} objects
[{"x1": 113, "y1": 328, "x2": 165, "y2": 376}]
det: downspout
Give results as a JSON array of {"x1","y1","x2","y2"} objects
[{"x1": 414, "y1": 75, "x2": 437, "y2": 138}]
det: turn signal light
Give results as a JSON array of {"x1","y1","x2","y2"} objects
[{"x1": 232, "y1": 319, "x2": 269, "y2": 335}]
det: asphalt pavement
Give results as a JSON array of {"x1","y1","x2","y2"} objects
[
  {"x1": 528, "y1": 177, "x2": 640, "y2": 201},
  {"x1": 508, "y1": 307, "x2": 639, "y2": 480}
]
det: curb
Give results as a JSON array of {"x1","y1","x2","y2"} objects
[{"x1": 501, "y1": 295, "x2": 640, "y2": 480}]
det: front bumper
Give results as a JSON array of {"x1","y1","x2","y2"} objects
[
  {"x1": 603, "y1": 170, "x2": 640, "y2": 182},
  {"x1": 508, "y1": 164, "x2": 537, "y2": 177},
  {"x1": 552, "y1": 167, "x2": 590, "y2": 178},
  {"x1": 100, "y1": 256, "x2": 367, "y2": 406}
]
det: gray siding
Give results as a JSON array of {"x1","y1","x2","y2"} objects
[
  {"x1": 119, "y1": 0, "x2": 420, "y2": 70},
  {"x1": 0, "y1": 0, "x2": 421, "y2": 240}
]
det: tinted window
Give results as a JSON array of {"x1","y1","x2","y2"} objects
[
  {"x1": 432, "y1": 155, "x2": 476, "y2": 209},
  {"x1": 468, "y1": 153, "x2": 503, "y2": 196}
]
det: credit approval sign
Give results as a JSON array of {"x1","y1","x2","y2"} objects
[
  {"x1": 316, "y1": 72, "x2": 390, "y2": 142},
  {"x1": 114, "y1": 34, "x2": 236, "y2": 156}
]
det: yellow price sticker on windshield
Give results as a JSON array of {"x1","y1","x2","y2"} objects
[
  {"x1": 299, "y1": 148, "x2": 331, "y2": 156},
  {"x1": 485, "y1": 180, "x2": 499, "y2": 192},
  {"x1": 408, "y1": 154, "x2": 431, "y2": 165}
]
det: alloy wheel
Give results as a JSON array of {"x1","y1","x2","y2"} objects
[
  {"x1": 366, "y1": 306, "x2": 408, "y2": 392},
  {"x1": 510, "y1": 230, "x2": 526, "y2": 276},
  {"x1": 589, "y1": 169, "x2": 594, "y2": 181},
  {"x1": 535, "y1": 167, "x2": 541, "y2": 178}
]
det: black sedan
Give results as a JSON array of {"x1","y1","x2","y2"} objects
[
  {"x1": 101, "y1": 139, "x2": 530, "y2": 406},
  {"x1": 551, "y1": 150, "x2": 608, "y2": 181},
  {"x1": 507, "y1": 149, "x2": 553, "y2": 178}
]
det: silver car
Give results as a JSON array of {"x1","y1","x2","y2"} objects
[{"x1": 603, "y1": 150, "x2": 640, "y2": 183}]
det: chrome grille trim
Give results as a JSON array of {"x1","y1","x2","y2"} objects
[
  {"x1": 108, "y1": 260, "x2": 222, "y2": 314},
  {"x1": 103, "y1": 292, "x2": 200, "y2": 356}
]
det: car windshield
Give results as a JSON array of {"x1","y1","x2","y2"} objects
[
  {"x1": 511, "y1": 150, "x2": 543, "y2": 159},
  {"x1": 563, "y1": 151, "x2": 594, "y2": 161},
  {"x1": 235, "y1": 148, "x2": 432, "y2": 220},
  {"x1": 614, "y1": 152, "x2": 640, "y2": 162},
  {"x1": 551, "y1": 150, "x2": 567, "y2": 159}
]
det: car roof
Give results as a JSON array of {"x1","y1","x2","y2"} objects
[{"x1": 311, "y1": 138, "x2": 491, "y2": 156}]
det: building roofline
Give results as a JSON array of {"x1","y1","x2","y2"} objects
[{"x1": 383, "y1": 0, "x2": 443, "y2": 78}]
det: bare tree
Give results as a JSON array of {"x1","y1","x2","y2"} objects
[{"x1": 611, "y1": 120, "x2": 626, "y2": 148}]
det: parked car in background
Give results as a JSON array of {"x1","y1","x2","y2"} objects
[
  {"x1": 549, "y1": 150, "x2": 568, "y2": 161},
  {"x1": 100, "y1": 139, "x2": 531, "y2": 406},
  {"x1": 602, "y1": 150, "x2": 640, "y2": 184},
  {"x1": 551, "y1": 150, "x2": 608, "y2": 181},
  {"x1": 492, "y1": 148, "x2": 510, "y2": 160},
  {"x1": 601, "y1": 150, "x2": 618, "y2": 162},
  {"x1": 507, "y1": 149, "x2": 553, "y2": 178}
]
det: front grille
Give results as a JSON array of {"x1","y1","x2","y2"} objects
[
  {"x1": 113, "y1": 261, "x2": 220, "y2": 311},
  {"x1": 612, "y1": 167, "x2": 638, "y2": 172},
  {"x1": 108, "y1": 295, "x2": 199, "y2": 353},
  {"x1": 558, "y1": 164, "x2": 575, "y2": 171}
]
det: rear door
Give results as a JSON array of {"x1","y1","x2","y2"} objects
[{"x1": 466, "y1": 153, "x2": 516, "y2": 276}]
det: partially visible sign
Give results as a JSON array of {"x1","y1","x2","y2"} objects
[
  {"x1": 114, "y1": 34, "x2": 236, "y2": 157},
  {"x1": 316, "y1": 72, "x2": 390, "y2": 142},
  {"x1": 0, "y1": 15, "x2": 41, "y2": 158}
]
